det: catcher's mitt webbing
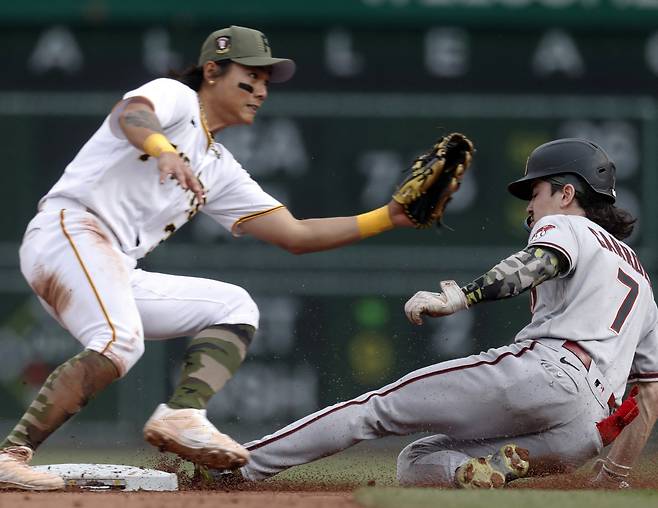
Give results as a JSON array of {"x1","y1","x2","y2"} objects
[
  {"x1": 392, "y1": 132, "x2": 474, "y2": 228},
  {"x1": 356, "y1": 205, "x2": 393, "y2": 239}
]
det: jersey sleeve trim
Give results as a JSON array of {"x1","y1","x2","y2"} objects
[
  {"x1": 628, "y1": 372, "x2": 658, "y2": 383},
  {"x1": 530, "y1": 241, "x2": 573, "y2": 274},
  {"x1": 231, "y1": 205, "x2": 287, "y2": 235}
]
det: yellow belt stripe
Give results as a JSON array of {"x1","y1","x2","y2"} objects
[{"x1": 59, "y1": 209, "x2": 117, "y2": 354}]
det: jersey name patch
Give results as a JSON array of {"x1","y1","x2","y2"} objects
[
  {"x1": 587, "y1": 227, "x2": 650, "y2": 283},
  {"x1": 531, "y1": 224, "x2": 556, "y2": 242}
]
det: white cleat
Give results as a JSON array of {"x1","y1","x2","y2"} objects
[
  {"x1": 143, "y1": 404, "x2": 249, "y2": 469},
  {"x1": 0, "y1": 446, "x2": 65, "y2": 491},
  {"x1": 455, "y1": 444, "x2": 530, "y2": 489}
]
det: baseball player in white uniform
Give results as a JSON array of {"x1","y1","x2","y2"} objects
[
  {"x1": 0, "y1": 25, "x2": 415, "y2": 491},
  {"x1": 218, "y1": 139, "x2": 658, "y2": 489}
]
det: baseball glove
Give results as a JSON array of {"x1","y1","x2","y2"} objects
[{"x1": 392, "y1": 132, "x2": 474, "y2": 228}]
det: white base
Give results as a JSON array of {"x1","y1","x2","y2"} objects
[{"x1": 32, "y1": 463, "x2": 178, "y2": 491}]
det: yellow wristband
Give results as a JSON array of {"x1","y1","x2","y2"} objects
[
  {"x1": 356, "y1": 206, "x2": 394, "y2": 239},
  {"x1": 143, "y1": 133, "x2": 177, "y2": 158}
]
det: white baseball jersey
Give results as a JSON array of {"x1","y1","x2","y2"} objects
[
  {"x1": 515, "y1": 214, "x2": 658, "y2": 399},
  {"x1": 42, "y1": 78, "x2": 282, "y2": 260},
  {"x1": 20, "y1": 77, "x2": 281, "y2": 375}
]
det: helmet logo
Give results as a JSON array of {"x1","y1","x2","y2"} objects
[{"x1": 215, "y1": 36, "x2": 231, "y2": 54}]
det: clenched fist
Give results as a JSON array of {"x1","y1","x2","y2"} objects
[{"x1": 404, "y1": 280, "x2": 469, "y2": 325}]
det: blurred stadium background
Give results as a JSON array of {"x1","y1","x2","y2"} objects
[{"x1": 0, "y1": 0, "x2": 657, "y2": 458}]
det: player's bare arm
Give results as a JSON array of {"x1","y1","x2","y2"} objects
[
  {"x1": 238, "y1": 201, "x2": 412, "y2": 255},
  {"x1": 405, "y1": 246, "x2": 564, "y2": 325},
  {"x1": 237, "y1": 131, "x2": 474, "y2": 252},
  {"x1": 592, "y1": 381, "x2": 658, "y2": 488},
  {"x1": 114, "y1": 99, "x2": 205, "y2": 202}
]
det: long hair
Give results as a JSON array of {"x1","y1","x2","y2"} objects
[
  {"x1": 548, "y1": 175, "x2": 636, "y2": 240},
  {"x1": 169, "y1": 60, "x2": 233, "y2": 91}
]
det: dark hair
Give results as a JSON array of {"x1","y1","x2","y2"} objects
[
  {"x1": 547, "y1": 176, "x2": 636, "y2": 240},
  {"x1": 168, "y1": 60, "x2": 233, "y2": 91}
]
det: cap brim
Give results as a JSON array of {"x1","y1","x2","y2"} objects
[
  {"x1": 507, "y1": 176, "x2": 536, "y2": 201},
  {"x1": 231, "y1": 56, "x2": 296, "y2": 83}
]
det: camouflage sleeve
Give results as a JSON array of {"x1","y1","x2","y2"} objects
[{"x1": 461, "y1": 246, "x2": 565, "y2": 306}]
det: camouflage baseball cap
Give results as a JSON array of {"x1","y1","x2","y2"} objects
[{"x1": 198, "y1": 25, "x2": 296, "y2": 83}]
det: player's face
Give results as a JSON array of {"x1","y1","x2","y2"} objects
[
  {"x1": 212, "y1": 63, "x2": 270, "y2": 126},
  {"x1": 526, "y1": 180, "x2": 564, "y2": 228}
]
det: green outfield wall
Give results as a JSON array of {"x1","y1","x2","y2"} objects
[
  {"x1": 0, "y1": 17, "x2": 656, "y2": 445},
  {"x1": 2, "y1": 0, "x2": 658, "y2": 27}
]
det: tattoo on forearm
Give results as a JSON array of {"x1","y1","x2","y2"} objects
[
  {"x1": 461, "y1": 246, "x2": 563, "y2": 306},
  {"x1": 122, "y1": 109, "x2": 163, "y2": 132}
]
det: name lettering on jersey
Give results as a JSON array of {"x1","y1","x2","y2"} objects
[
  {"x1": 531, "y1": 224, "x2": 556, "y2": 242},
  {"x1": 587, "y1": 227, "x2": 650, "y2": 283}
]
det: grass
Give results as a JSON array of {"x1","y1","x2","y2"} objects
[
  {"x1": 27, "y1": 443, "x2": 658, "y2": 508},
  {"x1": 354, "y1": 488, "x2": 658, "y2": 508},
  {"x1": 271, "y1": 447, "x2": 399, "y2": 487},
  {"x1": 30, "y1": 446, "x2": 163, "y2": 468},
  {"x1": 30, "y1": 442, "x2": 402, "y2": 486}
]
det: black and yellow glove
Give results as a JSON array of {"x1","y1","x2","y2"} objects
[{"x1": 392, "y1": 132, "x2": 474, "y2": 228}]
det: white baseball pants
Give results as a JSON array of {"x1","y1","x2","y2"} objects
[{"x1": 19, "y1": 203, "x2": 259, "y2": 376}]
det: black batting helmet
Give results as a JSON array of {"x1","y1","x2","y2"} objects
[{"x1": 508, "y1": 138, "x2": 616, "y2": 203}]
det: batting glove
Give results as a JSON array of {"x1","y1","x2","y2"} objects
[
  {"x1": 590, "y1": 458, "x2": 631, "y2": 489},
  {"x1": 404, "y1": 280, "x2": 469, "y2": 325}
]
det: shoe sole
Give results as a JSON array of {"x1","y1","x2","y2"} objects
[
  {"x1": 499, "y1": 445, "x2": 530, "y2": 479},
  {"x1": 456, "y1": 444, "x2": 530, "y2": 489},
  {"x1": 457, "y1": 458, "x2": 506, "y2": 489},
  {"x1": 0, "y1": 480, "x2": 64, "y2": 491},
  {"x1": 144, "y1": 428, "x2": 248, "y2": 469}
]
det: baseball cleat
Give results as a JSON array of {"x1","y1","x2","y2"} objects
[
  {"x1": 200, "y1": 466, "x2": 248, "y2": 488},
  {"x1": 455, "y1": 444, "x2": 530, "y2": 489},
  {"x1": 0, "y1": 446, "x2": 65, "y2": 491},
  {"x1": 143, "y1": 403, "x2": 249, "y2": 469}
]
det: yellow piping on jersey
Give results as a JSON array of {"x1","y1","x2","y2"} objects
[
  {"x1": 231, "y1": 205, "x2": 286, "y2": 235},
  {"x1": 59, "y1": 209, "x2": 117, "y2": 355}
]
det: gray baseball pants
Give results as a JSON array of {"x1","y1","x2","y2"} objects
[{"x1": 241, "y1": 339, "x2": 608, "y2": 485}]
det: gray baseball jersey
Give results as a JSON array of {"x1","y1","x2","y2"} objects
[
  {"x1": 516, "y1": 214, "x2": 658, "y2": 403},
  {"x1": 238, "y1": 214, "x2": 658, "y2": 485}
]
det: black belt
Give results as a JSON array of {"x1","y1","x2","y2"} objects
[{"x1": 562, "y1": 341, "x2": 616, "y2": 410}]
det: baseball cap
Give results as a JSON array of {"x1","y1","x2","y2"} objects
[{"x1": 198, "y1": 25, "x2": 296, "y2": 83}]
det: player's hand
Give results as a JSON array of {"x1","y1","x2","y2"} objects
[
  {"x1": 589, "y1": 458, "x2": 631, "y2": 489},
  {"x1": 404, "y1": 280, "x2": 469, "y2": 325},
  {"x1": 387, "y1": 200, "x2": 414, "y2": 228},
  {"x1": 157, "y1": 152, "x2": 206, "y2": 204}
]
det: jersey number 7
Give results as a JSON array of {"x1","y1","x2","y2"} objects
[{"x1": 611, "y1": 268, "x2": 639, "y2": 334}]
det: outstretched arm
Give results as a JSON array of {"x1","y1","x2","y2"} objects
[
  {"x1": 238, "y1": 202, "x2": 413, "y2": 254},
  {"x1": 592, "y1": 382, "x2": 658, "y2": 488},
  {"x1": 461, "y1": 245, "x2": 565, "y2": 306},
  {"x1": 405, "y1": 246, "x2": 565, "y2": 325},
  {"x1": 239, "y1": 131, "x2": 474, "y2": 252}
]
